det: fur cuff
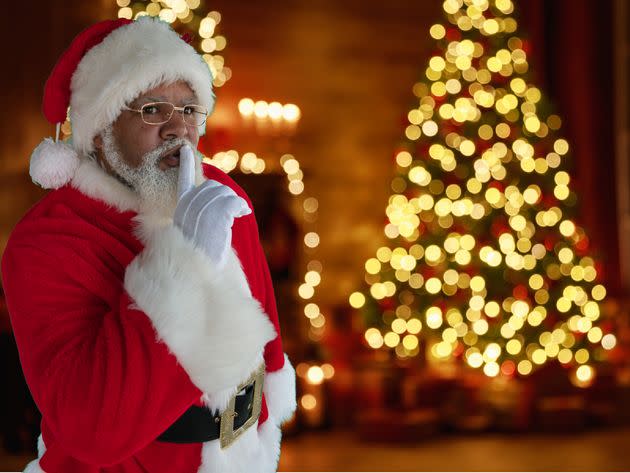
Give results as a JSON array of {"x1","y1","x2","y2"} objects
[
  {"x1": 263, "y1": 354, "x2": 297, "y2": 425},
  {"x1": 124, "y1": 224, "x2": 276, "y2": 395},
  {"x1": 199, "y1": 418, "x2": 281, "y2": 473}
]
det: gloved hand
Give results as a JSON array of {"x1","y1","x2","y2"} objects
[{"x1": 173, "y1": 145, "x2": 251, "y2": 268}]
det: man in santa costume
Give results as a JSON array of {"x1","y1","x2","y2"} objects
[{"x1": 1, "y1": 16, "x2": 296, "y2": 473}]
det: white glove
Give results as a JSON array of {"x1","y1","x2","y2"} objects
[{"x1": 173, "y1": 145, "x2": 251, "y2": 268}]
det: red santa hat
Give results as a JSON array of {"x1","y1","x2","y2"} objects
[{"x1": 31, "y1": 16, "x2": 215, "y2": 189}]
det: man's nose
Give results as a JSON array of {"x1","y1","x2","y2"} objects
[{"x1": 159, "y1": 111, "x2": 189, "y2": 140}]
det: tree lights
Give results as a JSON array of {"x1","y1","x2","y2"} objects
[{"x1": 350, "y1": 0, "x2": 615, "y2": 384}]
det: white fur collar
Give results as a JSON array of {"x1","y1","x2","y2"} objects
[{"x1": 70, "y1": 157, "x2": 141, "y2": 213}]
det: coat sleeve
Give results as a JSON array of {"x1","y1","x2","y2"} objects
[
  {"x1": 247, "y1": 217, "x2": 297, "y2": 426},
  {"x1": 2, "y1": 239, "x2": 200, "y2": 466},
  {"x1": 1, "y1": 220, "x2": 276, "y2": 467}
]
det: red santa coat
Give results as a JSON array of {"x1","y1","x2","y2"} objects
[{"x1": 1, "y1": 157, "x2": 296, "y2": 473}]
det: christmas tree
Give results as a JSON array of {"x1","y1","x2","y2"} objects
[{"x1": 349, "y1": 0, "x2": 616, "y2": 385}]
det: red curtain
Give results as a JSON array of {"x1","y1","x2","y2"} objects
[{"x1": 520, "y1": 0, "x2": 620, "y2": 294}]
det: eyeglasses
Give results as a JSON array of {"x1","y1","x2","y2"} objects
[{"x1": 124, "y1": 102, "x2": 208, "y2": 127}]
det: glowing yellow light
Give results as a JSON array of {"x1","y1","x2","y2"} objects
[
  {"x1": 478, "y1": 124, "x2": 494, "y2": 140},
  {"x1": 531, "y1": 349, "x2": 546, "y2": 365},
  {"x1": 298, "y1": 284, "x2": 314, "y2": 299},
  {"x1": 554, "y1": 139, "x2": 570, "y2": 155},
  {"x1": 592, "y1": 285, "x2": 606, "y2": 301},
  {"x1": 365, "y1": 258, "x2": 381, "y2": 275},
  {"x1": 524, "y1": 115, "x2": 541, "y2": 133},
  {"x1": 391, "y1": 318, "x2": 406, "y2": 334},
  {"x1": 575, "y1": 348, "x2": 589, "y2": 364},
  {"x1": 307, "y1": 366, "x2": 325, "y2": 385},
  {"x1": 406, "y1": 318, "x2": 422, "y2": 334},
  {"x1": 304, "y1": 303, "x2": 319, "y2": 319},
  {"x1": 467, "y1": 352, "x2": 484, "y2": 368},
  {"x1": 583, "y1": 301, "x2": 600, "y2": 320},
  {"x1": 405, "y1": 125, "x2": 422, "y2": 140},
  {"x1": 473, "y1": 319, "x2": 489, "y2": 335},
  {"x1": 384, "y1": 332, "x2": 400, "y2": 348},
  {"x1": 468, "y1": 276, "x2": 484, "y2": 293},
  {"x1": 587, "y1": 327, "x2": 603, "y2": 343},
  {"x1": 575, "y1": 365, "x2": 594, "y2": 384},
  {"x1": 422, "y1": 121, "x2": 439, "y2": 136},
  {"x1": 396, "y1": 151, "x2": 413, "y2": 167},
  {"x1": 429, "y1": 56, "x2": 446, "y2": 71},
  {"x1": 348, "y1": 292, "x2": 365, "y2": 309},
  {"x1": 469, "y1": 295, "x2": 485, "y2": 311},
  {"x1": 116, "y1": 0, "x2": 130, "y2": 6},
  {"x1": 430, "y1": 24, "x2": 446, "y2": 39},
  {"x1": 376, "y1": 247, "x2": 392, "y2": 262},
  {"x1": 304, "y1": 232, "x2": 320, "y2": 249},
  {"x1": 425, "y1": 277, "x2": 441, "y2": 294},
  {"x1": 408, "y1": 167, "x2": 432, "y2": 186},
  {"x1": 158, "y1": 8, "x2": 176, "y2": 23},
  {"x1": 403, "y1": 334, "x2": 419, "y2": 350},
  {"x1": 484, "y1": 301, "x2": 500, "y2": 318},
  {"x1": 559, "y1": 220, "x2": 576, "y2": 237},
  {"x1": 558, "y1": 349, "x2": 572, "y2": 364},
  {"x1": 517, "y1": 360, "x2": 533, "y2": 375},
  {"x1": 558, "y1": 247, "x2": 574, "y2": 264},
  {"x1": 321, "y1": 364, "x2": 335, "y2": 379},
  {"x1": 443, "y1": 269, "x2": 459, "y2": 286},
  {"x1": 253, "y1": 100, "x2": 268, "y2": 118},
  {"x1": 282, "y1": 104, "x2": 301, "y2": 122},
  {"x1": 301, "y1": 394, "x2": 317, "y2": 410},
  {"x1": 484, "y1": 343, "x2": 501, "y2": 361},
  {"x1": 435, "y1": 341, "x2": 453, "y2": 357},
  {"x1": 201, "y1": 38, "x2": 217, "y2": 53},
  {"x1": 365, "y1": 328, "x2": 384, "y2": 348},
  {"x1": 484, "y1": 362, "x2": 500, "y2": 377},
  {"x1": 528, "y1": 274, "x2": 544, "y2": 290},
  {"x1": 506, "y1": 339, "x2": 521, "y2": 355},
  {"x1": 426, "y1": 306, "x2": 443, "y2": 329},
  {"x1": 118, "y1": 6, "x2": 133, "y2": 18},
  {"x1": 512, "y1": 300, "x2": 530, "y2": 318},
  {"x1": 602, "y1": 334, "x2": 617, "y2": 350}
]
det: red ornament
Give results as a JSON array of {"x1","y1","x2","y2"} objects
[{"x1": 513, "y1": 284, "x2": 528, "y2": 300}]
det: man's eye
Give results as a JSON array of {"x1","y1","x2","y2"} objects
[
  {"x1": 143, "y1": 105, "x2": 159, "y2": 114},
  {"x1": 183, "y1": 106, "x2": 195, "y2": 115}
]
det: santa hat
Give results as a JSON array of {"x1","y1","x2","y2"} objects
[{"x1": 31, "y1": 16, "x2": 215, "y2": 189}]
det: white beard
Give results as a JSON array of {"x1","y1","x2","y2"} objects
[{"x1": 100, "y1": 126, "x2": 194, "y2": 218}]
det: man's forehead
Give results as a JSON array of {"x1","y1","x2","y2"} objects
[{"x1": 133, "y1": 82, "x2": 198, "y2": 103}]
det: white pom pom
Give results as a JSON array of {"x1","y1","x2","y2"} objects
[{"x1": 30, "y1": 138, "x2": 80, "y2": 189}]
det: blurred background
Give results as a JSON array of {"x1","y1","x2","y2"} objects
[{"x1": 1, "y1": 0, "x2": 630, "y2": 471}]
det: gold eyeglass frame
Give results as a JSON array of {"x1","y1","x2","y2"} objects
[{"x1": 123, "y1": 101, "x2": 208, "y2": 127}]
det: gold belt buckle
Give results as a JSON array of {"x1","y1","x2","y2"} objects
[{"x1": 219, "y1": 362, "x2": 265, "y2": 449}]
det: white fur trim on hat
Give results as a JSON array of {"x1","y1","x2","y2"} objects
[
  {"x1": 30, "y1": 138, "x2": 80, "y2": 189},
  {"x1": 70, "y1": 16, "x2": 214, "y2": 155}
]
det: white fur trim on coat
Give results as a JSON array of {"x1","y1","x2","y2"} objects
[
  {"x1": 23, "y1": 459, "x2": 45, "y2": 473},
  {"x1": 70, "y1": 16, "x2": 214, "y2": 155},
  {"x1": 124, "y1": 222, "x2": 276, "y2": 396},
  {"x1": 70, "y1": 157, "x2": 140, "y2": 212},
  {"x1": 263, "y1": 354, "x2": 297, "y2": 425},
  {"x1": 198, "y1": 417, "x2": 281, "y2": 473}
]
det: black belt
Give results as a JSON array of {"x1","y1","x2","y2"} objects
[{"x1": 157, "y1": 382, "x2": 256, "y2": 444}]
